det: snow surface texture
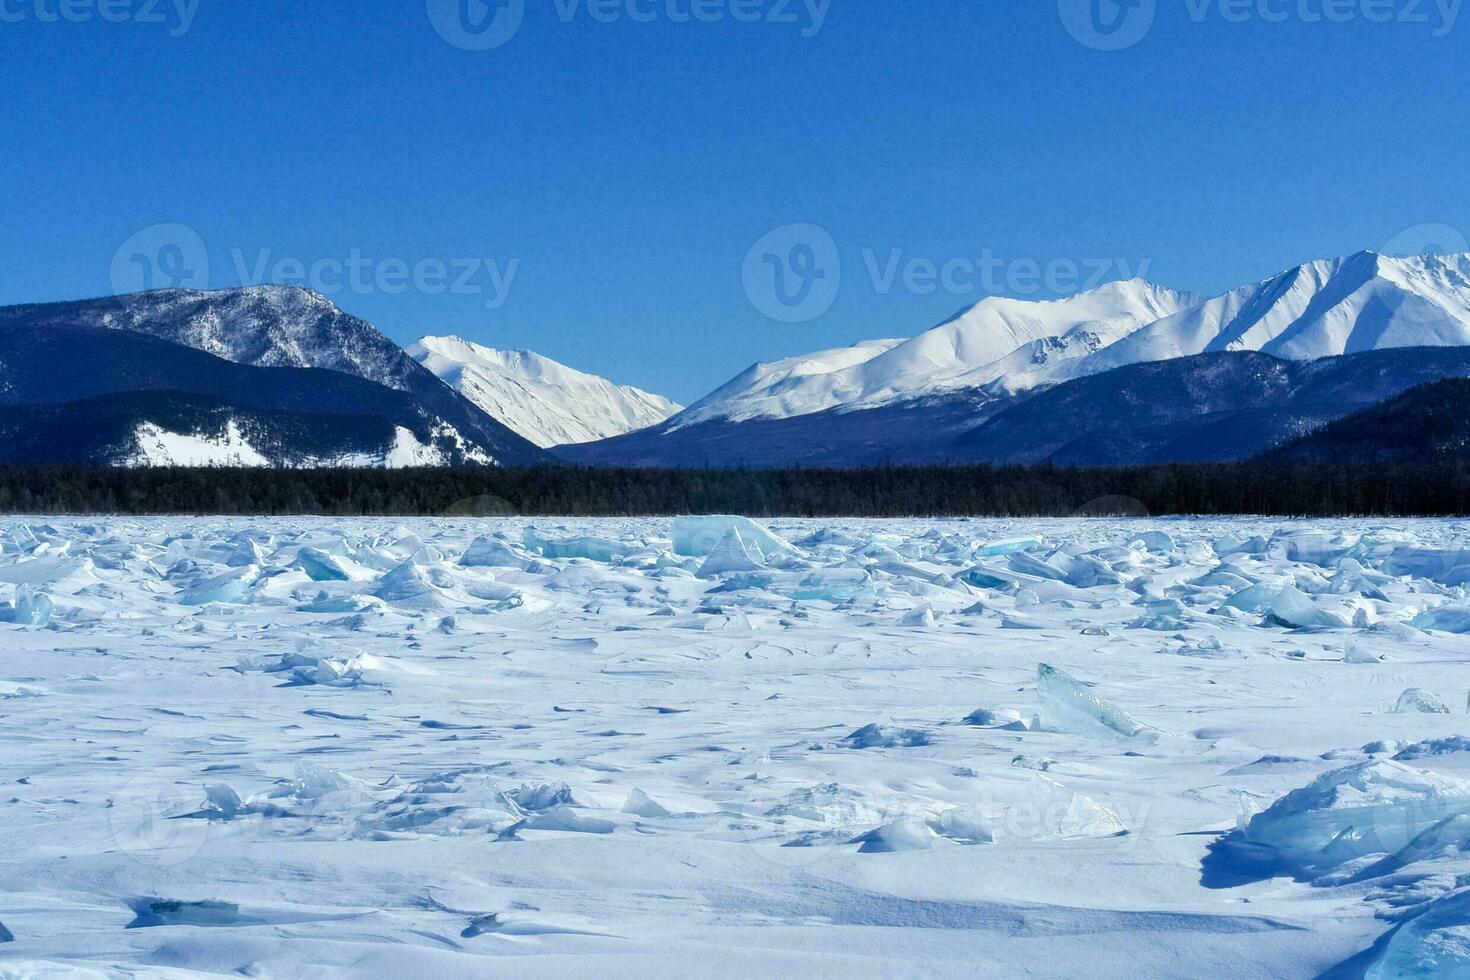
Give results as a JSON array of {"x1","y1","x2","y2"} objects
[
  {"x1": 675, "y1": 251, "x2": 1470, "y2": 427},
  {"x1": 121, "y1": 422, "x2": 485, "y2": 469},
  {"x1": 410, "y1": 336, "x2": 682, "y2": 448},
  {"x1": 4, "y1": 516, "x2": 1470, "y2": 977}
]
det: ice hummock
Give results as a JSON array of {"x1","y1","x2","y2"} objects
[
  {"x1": 1264, "y1": 586, "x2": 1350, "y2": 629},
  {"x1": 1242, "y1": 760, "x2": 1470, "y2": 870},
  {"x1": 852, "y1": 817, "x2": 935, "y2": 853}
]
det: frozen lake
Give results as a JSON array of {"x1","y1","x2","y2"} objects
[{"x1": 3, "y1": 516, "x2": 1470, "y2": 978}]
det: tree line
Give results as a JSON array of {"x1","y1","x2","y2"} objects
[{"x1": 0, "y1": 463, "x2": 1465, "y2": 517}]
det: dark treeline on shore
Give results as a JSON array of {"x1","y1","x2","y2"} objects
[{"x1": 0, "y1": 463, "x2": 1466, "y2": 518}]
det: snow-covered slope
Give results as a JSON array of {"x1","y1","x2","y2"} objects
[
  {"x1": 671, "y1": 337, "x2": 907, "y2": 429},
  {"x1": 409, "y1": 336, "x2": 681, "y2": 448},
  {"x1": 1051, "y1": 251, "x2": 1470, "y2": 384},
  {"x1": 123, "y1": 421, "x2": 481, "y2": 469},
  {"x1": 672, "y1": 280, "x2": 1199, "y2": 427}
]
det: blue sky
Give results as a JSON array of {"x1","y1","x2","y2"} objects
[{"x1": 2, "y1": 0, "x2": 1467, "y2": 403}]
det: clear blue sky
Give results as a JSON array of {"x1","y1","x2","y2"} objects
[{"x1": 2, "y1": 0, "x2": 1466, "y2": 403}]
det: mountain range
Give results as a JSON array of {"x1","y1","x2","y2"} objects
[
  {"x1": 2, "y1": 249, "x2": 1468, "y2": 469},
  {"x1": 562, "y1": 250, "x2": 1470, "y2": 468}
]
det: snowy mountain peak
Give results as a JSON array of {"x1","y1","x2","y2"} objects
[
  {"x1": 672, "y1": 278, "x2": 1200, "y2": 427},
  {"x1": 661, "y1": 252, "x2": 1470, "y2": 433},
  {"x1": 1055, "y1": 251, "x2": 1470, "y2": 383},
  {"x1": 410, "y1": 336, "x2": 682, "y2": 448}
]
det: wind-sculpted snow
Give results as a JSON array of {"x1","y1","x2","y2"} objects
[{"x1": 3, "y1": 516, "x2": 1470, "y2": 977}]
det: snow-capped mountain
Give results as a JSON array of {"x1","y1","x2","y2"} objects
[
  {"x1": 0, "y1": 287, "x2": 552, "y2": 466},
  {"x1": 672, "y1": 252, "x2": 1470, "y2": 431},
  {"x1": 410, "y1": 336, "x2": 681, "y2": 448},
  {"x1": 1048, "y1": 251, "x2": 1470, "y2": 385},
  {"x1": 567, "y1": 251, "x2": 1470, "y2": 469},
  {"x1": 672, "y1": 280, "x2": 1199, "y2": 427}
]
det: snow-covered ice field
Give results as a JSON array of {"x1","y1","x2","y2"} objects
[{"x1": 4, "y1": 515, "x2": 1470, "y2": 978}]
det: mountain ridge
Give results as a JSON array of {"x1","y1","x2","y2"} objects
[
  {"x1": 410, "y1": 335, "x2": 681, "y2": 448},
  {"x1": 567, "y1": 250, "x2": 1470, "y2": 468},
  {"x1": 0, "y1": 287, "x2": 552, "y2": 465}
]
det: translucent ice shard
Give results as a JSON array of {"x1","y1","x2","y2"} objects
[
  {"x1": 297, "y1": 547, "x2": 359, "y2": 582},
  {"x1": 1036, "y1": 663, "x2": 1150, "y2": 738},
  {"x1": 1394, "y1": 688, "x2": 1451, "y2": 714},
  {"x1": 224, "y1": 538, "x2": 268, "y2": 567},
  {"x1": 1412, "y1": 606, "x2": 1470, "y2": 634},
  {"x1": 179, "y1": 565, "x2": 259, "y2": 606},
  {"x1": 1242, "y1": 760, "x2": 1470, "y2": 870},
  {"x1": 12, "y1": 585, "x2": 53, "y2": 626},
  {"x1": 697, "y1": 528, "x2": 766, "y2": 577},
  {"x1": 672, "y1": 516, "x2": 795, "y2": 561},
  {"x1": 975, "y1": 536, "x2": 1042, "y2": 558},
  {"x1": 523, "y1": 528, "x2": 634, "y2": 563}
]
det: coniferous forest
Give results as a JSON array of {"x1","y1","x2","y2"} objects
[{"x1": 0, "y1": 463, "x2": 1465, "y2": 518}]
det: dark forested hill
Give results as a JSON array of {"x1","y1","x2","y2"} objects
[{"x1": 1263, "y1": 379, "x2": 1470, "y2": 465}]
